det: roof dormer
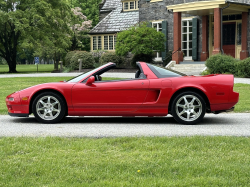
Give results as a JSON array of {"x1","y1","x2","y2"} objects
[{"x1": 122, "y1": 0, "x2": 139, "y2": 11}]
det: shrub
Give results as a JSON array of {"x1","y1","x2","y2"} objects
[
  {"x1": 99, "y1": 52, "x2": 125, "y2": 66},
  {"x1": 205, "y1": 54, "x2": 237, "y2": 74},
  {"x1": 91, "y1": 50, "x2": 107, "y2": 64},
  {"x1": 65, "y1": 51, "x2": 78, "y2": 67},
  {"x1": 236, "y1": 57, "x2": 250, "y2": 78},
  {"x1": 131, "y1": 53, "x2": 154, "y2": 67},
  {"x1": 69, "y1": 51, "x2": 95, "y2": 70}
]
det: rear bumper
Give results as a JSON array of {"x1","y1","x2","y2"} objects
[
  {"x1": 212, "y1": 107, "x2": 235, "y2": 114},
  {"x1": 8, "y1": 112, "x2": 29, "y2": 117}
]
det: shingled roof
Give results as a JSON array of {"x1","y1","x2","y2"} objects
[{"x1": 89, "y1": 0, "x2": 139, "y2": 34}]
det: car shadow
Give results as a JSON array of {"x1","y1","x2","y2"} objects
[{"x1": 10, "y1": 114, "x2": 235, "y2": 125}]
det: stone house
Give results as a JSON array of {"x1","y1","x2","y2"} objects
[{"x1": 90, "y1": 0, "x2": 250, "y2": 64}]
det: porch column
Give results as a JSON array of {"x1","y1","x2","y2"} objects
[
  {"x1": 173, "y1": 12, "x2": 183, "y2": 64},
  {"x1": 240, "y1": 12, "x2": 249, "y2": 60},
  {"x1": 212, "y1": 8, "x2": 221, "y2": 55},
  {"x1": 201, "y1": 15, "x2": 209, "y2": 61}
]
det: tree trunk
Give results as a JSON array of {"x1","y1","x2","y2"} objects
[
  {"x1": 7, "y1": 59, "x2": 17, "y2": 73},
  {"x1": 54, "y1": 52, "x2": 58, "y2": 70}
]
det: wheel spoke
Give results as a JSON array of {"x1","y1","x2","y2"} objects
[
  {"x1": 186, "y1": 112, "x2": 190, "y2": 120},
  {"x1": 177, "y1": 104, "x2": 185, "y2": 109},
  {"x1": 194, "y1": 104, "x2": 201, "y2": 109},
  {"x1": 47, "y1": 97, "x2": 51, "y2": 104},
  {"x1": 37, "y1": 107, "x2": 45, "y2": 111},
  {"x1": 179, "y1": 110, "x2": 186, "y2": 116},
  {"x1": 190, "y1": 98, "x2": 196, "y2": 105},
  {"x1": 183, "y1": 97, "x2": 189, "y2": 105},
  {"x1": 52, "y1": 101, "x2": 59, "y2": 107},
  {"x1": 53, "y1": 109, "x2": 60, "y2": 113},
  {"x1": 39, "y1": 100, "x2": 46, "y2": 106}
]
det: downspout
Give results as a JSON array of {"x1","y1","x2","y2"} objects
[{"x1": 221, "y1": 2, "x2": 230, "y2": 54}]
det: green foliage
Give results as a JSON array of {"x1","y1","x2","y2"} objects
[
  {"x1": 205, "y1": 54, "x2": 238, "y2": 74},
  {"x1": 116, "y1": 22, "x2": 165, "y2": 57},
  {"x1": 1, "y1": 137, "x2": 250, "y2": 186},
  {"x1": 236, "y1": 58, "x2": 250, "y2": 78},
  {"x1": 0, "y1": 0, "x2": 73, "y2": 72},
  {"x1": 99, "y1": 52, "x2": 125, "y2": 66},
  {"x1": 65, "y1": 51, "x2": 78, "y2": 67},
  {"x1": 91, "y1": 50, "x2": 107, "y2": 63},
  {"x1": 131, "y1": 53, "x2": 154, "y2": 67},
  {"x1": 70, "y1": 51, "x2": 95, "y2": 70},
  {"x1": 205, "y1": 54, "x2": 250, "y2": 77},
  {"x1": 69, "y1": 0, "x2": 102, "y2": 26}
]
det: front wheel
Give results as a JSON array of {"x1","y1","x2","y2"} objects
[
  {"x1": 32, "y1": 92, "x2": 66, "y2": 123},
  {"x1": 171, "y1": 91, "x2": 206, "y2": 125}
]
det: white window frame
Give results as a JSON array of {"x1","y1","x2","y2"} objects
[
  {"x1": 181, "y1": 18, "x2": 193, "y2": 61},
  {"x1": 152, "y1": 21, "x2": 162, "y2": 62}
]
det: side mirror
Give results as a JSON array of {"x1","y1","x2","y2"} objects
[{"x1": 86, "y1": 76, "x2": 95, "y2": 85}]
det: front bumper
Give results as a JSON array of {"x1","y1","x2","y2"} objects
[{"x1": 8, "y1": 112, "x2": 29, "y2": 117}]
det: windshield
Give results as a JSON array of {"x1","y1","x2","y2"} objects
[
  {"x1": 147, "y1": 63, "x2": 185, "y2": 78},
  {"x1": 67, "y1": 64, "x2": 109, "y2": 83}
]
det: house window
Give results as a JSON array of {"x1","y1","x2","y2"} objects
[
  {"x1": 152, "y1": 21, "x2": 163, "y2": 61},
  {"x1": 124, "y1": 2, "x2": 129, "y2": 10},
  {"x1": 92, "y1": 35, "x2": 117, "y2": 51},
  {"x1": 93, "y1": 36, "x2": 97, "y2": 50},
  {"x1": 123, "y1": 1, "x2": 139, "y2": 11}
]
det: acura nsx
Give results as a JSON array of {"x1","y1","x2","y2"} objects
[{"x1": 6, "y1": 62, "x2": 239, "y2": 125}]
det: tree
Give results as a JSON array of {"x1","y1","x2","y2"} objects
[
  {"x1": 0, "y1": 0, "x2": 73, "y2": 73},
  {"x1": 70, "y1": 7, "x2": 92, "y2": 51},
  {"x1": 67, "y1": 0, "x2": 101, "y2": 51},
  {"x1": 116, "y1": 22, "x2": 165, "y2": 60}
]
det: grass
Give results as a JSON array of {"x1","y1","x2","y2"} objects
[
  {"x1": 0, "y1": 64, "x2": 55, "y2": 73},
  {"x1": 233, "y1": 83, "x2": 250, "y2": 113},
  {"x1": 0, "y1": 136, "x2": 250, "y2": 186},
  {"x1": 0, "y1": 77, "x2": 249, "y2": 115}
]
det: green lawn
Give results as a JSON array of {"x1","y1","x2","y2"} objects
[
  {"x1": 0, "y1": 77, "x2": 249, "y2": 115},
  {"x1": 0, "y1": 64, "x2": 55, "y2": 73},
  {"x1": 0, "y1": 136, "x2": 250, "y2": 186}
]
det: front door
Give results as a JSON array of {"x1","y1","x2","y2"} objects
[
  {"x1": 223, "y1": 22, "x2": 236, "y2": 58},
  {"x1": 182, "y1": 19, "x2": 193, "y2": 61},
  {"x1": 71, "y1": 79, "x2": 149, "y2": 115}
]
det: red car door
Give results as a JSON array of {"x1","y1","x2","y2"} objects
[{"x1": 71, "y1": 79, "x2": 149, "y2": 115}]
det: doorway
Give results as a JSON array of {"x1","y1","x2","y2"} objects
[{"x1": 223, "y1": 22, "x2": 236, "y2": 58}]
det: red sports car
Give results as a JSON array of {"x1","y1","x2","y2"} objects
[{"x1": 6, "y1": 62, "x2": 239, "y2": 125}]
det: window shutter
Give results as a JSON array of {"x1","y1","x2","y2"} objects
[
  {"x1": 161, "y1": 20, "x2": 168, "y2": 61},
  {"x1": 147, "y1": 21, "x2": 152, "y2": 28},
  {"x1": 192, "y1": 17, "x2": 198, "y2": 61}
]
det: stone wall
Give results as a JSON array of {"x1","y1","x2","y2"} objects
[
  {"x1": 139, "y1": 0, "x2": 202, "y2": 61},
  {"x1": 139, "y1": 0, "x2": 250, "y2": 61}
]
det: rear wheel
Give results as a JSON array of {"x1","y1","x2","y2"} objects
[
  {"x1": 32, "y1": 92, "x2": 66, "y2": 123},
  {"x1": 171, "y1": 91, "x2": 206, "y2": 125}
]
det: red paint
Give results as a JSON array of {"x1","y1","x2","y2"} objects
[{"x1": 6, "y1": 62, "x2": 239, "y2": 118}]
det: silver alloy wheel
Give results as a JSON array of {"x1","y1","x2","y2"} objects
[
  {"x1": 36, "y1": 96, "x2": 61, "y2": 121},
  {"x1": 175, "y1": 95, "x2": 202, "y2": 122}
]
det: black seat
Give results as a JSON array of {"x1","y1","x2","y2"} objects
[{"x1": 135, "y1": 70, "x2": 140, "y2": 78}]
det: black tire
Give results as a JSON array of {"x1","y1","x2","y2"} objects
[
  {"x1": 171, "y1": 91, "x2": 206, "y2": 125},
  {"x1": 32, "y1": 92, "x2": 66, "y2": 123}
]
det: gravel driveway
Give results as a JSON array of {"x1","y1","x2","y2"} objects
[{"x1": 1, "y1": 113, "x2": 250, "y2": 137}]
